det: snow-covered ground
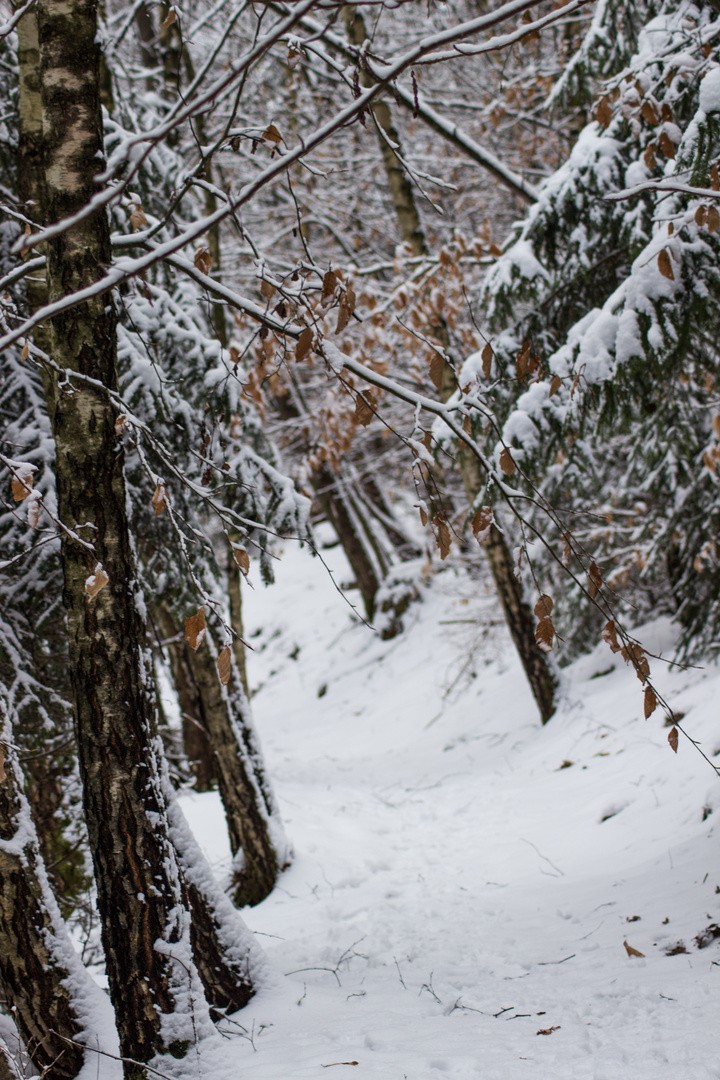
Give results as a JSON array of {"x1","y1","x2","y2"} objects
[{"x1": 177, "y1": 540, "x2": 720, "y2": 1080}]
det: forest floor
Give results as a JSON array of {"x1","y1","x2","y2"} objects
[{"x1": 175, "y1": 537, "x2": 720, "y2": 1080}]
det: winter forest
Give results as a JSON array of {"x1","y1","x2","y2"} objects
[{"x1": 1, "y1": 0, "x2": 720, "y2": 1076}]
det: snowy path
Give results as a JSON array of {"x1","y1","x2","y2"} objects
[{"x1": 181, "y1": 543, "x2": 720, "y2": 1080}]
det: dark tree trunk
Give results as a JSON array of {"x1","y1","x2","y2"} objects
[
  {"x1": 182, "y1": 629, "x2": 284, "y2": 907},
  {"x1": 0, "y1": 709, "x2": 85, "y2": 1080},
  {"x1": 36, "y1": 0, "x2": 253, "y2": 1066}
]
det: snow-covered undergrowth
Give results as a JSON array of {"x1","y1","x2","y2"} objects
[{"x1": 176, "y1": 541, "x2": 720, "y2": 1080}]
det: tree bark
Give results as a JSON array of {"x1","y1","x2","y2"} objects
[
  {"x1": 456, "y1": 449, "x2": 557, "y2": 724},
  {"x1": 0, "y1": 707, "x2": 85, "y2": 1080},
  {"x1": 182, "y1": 628, "x2": 284, "y2": 907},
  {"x1": 36, "y1": 0, "x2": 252, "y2": 1066}
]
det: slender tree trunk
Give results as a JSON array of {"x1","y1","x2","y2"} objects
[
  {"x1": 182, "y1": 627, "x2": 285, "y2": 907},
  {"x1": 227, "y1": 540, "x2": 250, "y2": 698},
  {"x1": 0, "y1": 706, "x2": 85, "y2": 1080},
  {"x1": 35, "y1": 0, "x2": 251, "y2": 1066},
  {"x1": 0, "y1": 1040, "x2": 18, "y2": 1080},
  {"x1": 456, "y1": 450, "x2": 557, "y2": 723}
]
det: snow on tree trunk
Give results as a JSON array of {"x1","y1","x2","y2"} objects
[{"x1": 0, "y1": 702, "x2": 109, "y2": 1080}]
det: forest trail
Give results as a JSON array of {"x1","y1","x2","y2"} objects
[{"x1": 178, "y1": 540, "x2": 720, "y2": 1080}]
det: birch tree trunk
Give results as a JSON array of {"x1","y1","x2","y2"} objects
[{"x1": 35, "y1": 0, "x2": 253, "y2": 1065}]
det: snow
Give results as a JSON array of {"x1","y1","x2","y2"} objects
[
  {"x1": 169, "y1": 540, "x2": 720, "y2": 1080},
  {"x1": 699, "y1": 69, "x2": 720, "y2": 115}
]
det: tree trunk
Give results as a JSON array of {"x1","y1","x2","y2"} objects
[
  {"x1": 456, "y1": 449, "x2": 557, "y2": 723},
  {"x1": 36, "y1": 0, "x2": 252, "y2": 1066},
  {"x1": 0, "y1": 706, "x2": 85, "y2": 1080},
  {"x1": 227, "y1": 541, "x2": 250, "y2": 698},
  {"x1": 182, "y1": 627, "x2": 285, "y2": 907},
  {"x1": 0, "y1": 1040, "x2": 19, "y2": 1080}
]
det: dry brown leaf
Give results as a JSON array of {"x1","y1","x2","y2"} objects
[
  {"x1": 429, "y1": 353, "x2": 445, "y2": 392},
  {"x1": 536, "y1": 1026, "x2": 560, "y2": 1036},
  {"x1": 151, "y1": 483, "x2": 167, "y2": 516},
  {"x1": 194, "y1": 247, "x2": 211, "y2": 275},
  {"x1": 463, "y1": 415, "x2": 472, "y2": 435},
  {"x1": 708, "y1": 205, "x2": 720, "y2": 233},
  {"x1": 233, "y1": 548, "x2": 250, "y2": 576},
  {"x1": 296, "y1": 328, "x2": 313, "y2": 361},
  {"x1": 11, "y1": 470, "x2": 33, "y2": 502},
  {"x1": 595, "y1": 96, "x2": 613, "y2": 127},
  {"x1": 588, "y1": 560, "x2": 603, "y2": 600},
  {"x1": 130, "y1": 205, "x2": 148, "y2": 231},
  {"x1": 321, "y1": 270, "x2": 337, "y2": 302},
  {"x1": 657, "y1": 249, "x2": 674, "y2": 280},
  {"x1": 713, "y1": 414, "x2": 720, "y2": 439},
  {"x1": 260, "y1": 279, "x2": 276, "y2": 300},
  {"x1": 185, "y1": 608, "x2": 206, "y2": 651},
  {"x1": 668, "y1": 725, "x2": 679, "y2": 753},
  {"x1": 20, "y1": 341, "x2": 29, "y2": 362},
  {"x1": 695, "y1": 205, "x2": 709, "y2": 227},
  {"x1": 601, "y1": 620, "x2": 622, "y2": 654},
  {"x1": 562, "y1": 533, "x2": 572, "y2": 566},
  {"x1": 499, "y1": 447, "x2": 515, "y2": 476},
  {"x1": 534, "y1": 594, "x2": 554, "y2": 618},
  {"x1": 85, "y1": 564, "x2": 109, "y2": 599},
  {"x1": 217, "y1": 645, "x2": 232, "y2": 686},
  {"x1": 623, "y1": 940, "x2": 645, "y2": 958},
  {"x1": 419, "y1": 506, "x2": 428, "y2": 527},
  {"x1": 481, "y1": 342, "x2": 493, "y2": 379},
  {"x1": 488, "y1": 242, "x2": 502, "y2": 258},
  {"x1": 471, "y1": 506, "x2": 493, "y2": 543},
  {"x1": 549, "y1": 374, "x2": 563, "y2": 398},
  {"x1": 643, "y1": 143, "x2": 657, "y2": 171},
  {"x1": 643, "y1": 686, "x2": 657, "y2": 719},
  {"x1": 641, "y1": 100, "x2": 660, "y2": 125},
  {"x1": 262, "y1": 123, "x2": 282, "y2": 145},
  {"x1": 658, "y1": 131, "x2": 676, "y2": 159},
  {"x1": 354, "y1": 392, "x2": 375, "y2": 427},
  {"x1": 516, "y1": 341, "x2": 530, "y2": 383},
  {"x1": 535, "y1": 616, "x2": 555, "y2": 652},
  {"x1": 712, "y1": 164, "x2": 720, "y2": 191},
  {"x1": 162, "y1": 7, "x2": 176, "y2": 28},
  {"x1": 435, "y1": 514, "x2": 451, "y2": 560},
  {"x1": 115, "y1": 415, "x2": 127, "y2": 435},
  {"x1": 336, "y1": 287, "x2": 355, "y2": 333}
]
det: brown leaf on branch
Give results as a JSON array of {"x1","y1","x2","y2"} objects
[
  {"x1": 217, "y1": 645, "x2": 232, "y2": 686},
  {"x1": 708, "y1": 206, "x2": 720, "y2": 234},
  {"x1": 336, "y1": 286, "x2": 356, "y2": 333},
  {"x1": 471, "y1": 506, "x2": 493, "y2": 543},
  {"x1": 499, "y1": 447, "x2": 515, "y2": 476},
  {"x1": 695, "y1": 205, "x2": 708, "y2": 227},
  {"x1": 657, "y1": 249, "x2": 674, "y2": 280},
  {"x1": 130, "y1": 204, "x2": 148, "y2": 231},
  {"x1": 20, "y1": 341, "x2": 29, "y2": 362},
  {"x1": 549, "y1": 374, "x2": 563, "y2": 398},
  {"x1": 481, "y1": 342, "x2": 493, "y2": 379},
  {"x1": 162, "y1": 8, "x2": 176, "y2": 28},
  {"x1": 194, "y1": 247, "x2": 211, "y2": 275},
  {"x1": 185, "y1": 608, "x2": 206, "y2": 651},
  {"x1": 587, "y1": 561, "x2": 603, "y2": 599},
  {"x1": 602, "y1": 620, "x2": 622, "y2": 654},
  {"x1": 429, "y1": 353, "x2": 445, "y2": 391},
  {"x1": 516, "y1": 341, "x2": 530, "y2": 383},
  {"x1": 296, "y1": 328, "x2": 313, "y2": 361},
  {"x1": 534, "y1": 595, "x2": 554, "y2": 618},
  {"x1": 535, "y1": 616, "x2": 555, "y2": 652},
  {"x1": 643, "y1": 143, "x2": 657, "y2": 170},
  {"x1": 85, "y1": 564, "x2": 109, "y2": 599},
  {"x1": 623, "y1": 940, "x2": 645, "y2": 958},
  {"x1": 595, "y1": 96, "x2": 613, "y2": 127},
  {"x1": 658, "y1": 131, "x2": 675, "y2": 159},
  {"x1": 321, "y1": 270, "x2": 337, "y2": 302},
  {"x1": 354, "y1": 391, "x2": 376, "y2": 426},
  {"x1": 151, "y1": 484, "x2": 167, "y2": 516},
  {"x1": 262, "y1": 123, "x2": 282, "y2": 145},
  {"x1": 643, "y1": 686, "x2": 657, "y2": 718},
  {"x1": 434, "y1": 513, "x2": 451, "y2": 560},
  {"x1": 668, "y1": 726, "x2": 679, "y2": 753},
  {"x1": 115, "y1": 415, "x2": 127, "y2": 435},
  {"x1": 11, "y1": 471, "x2": 33, "y2": 502},
  {"x1": 233, "y1": 548, "x2": 250, "y2": 576}
]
